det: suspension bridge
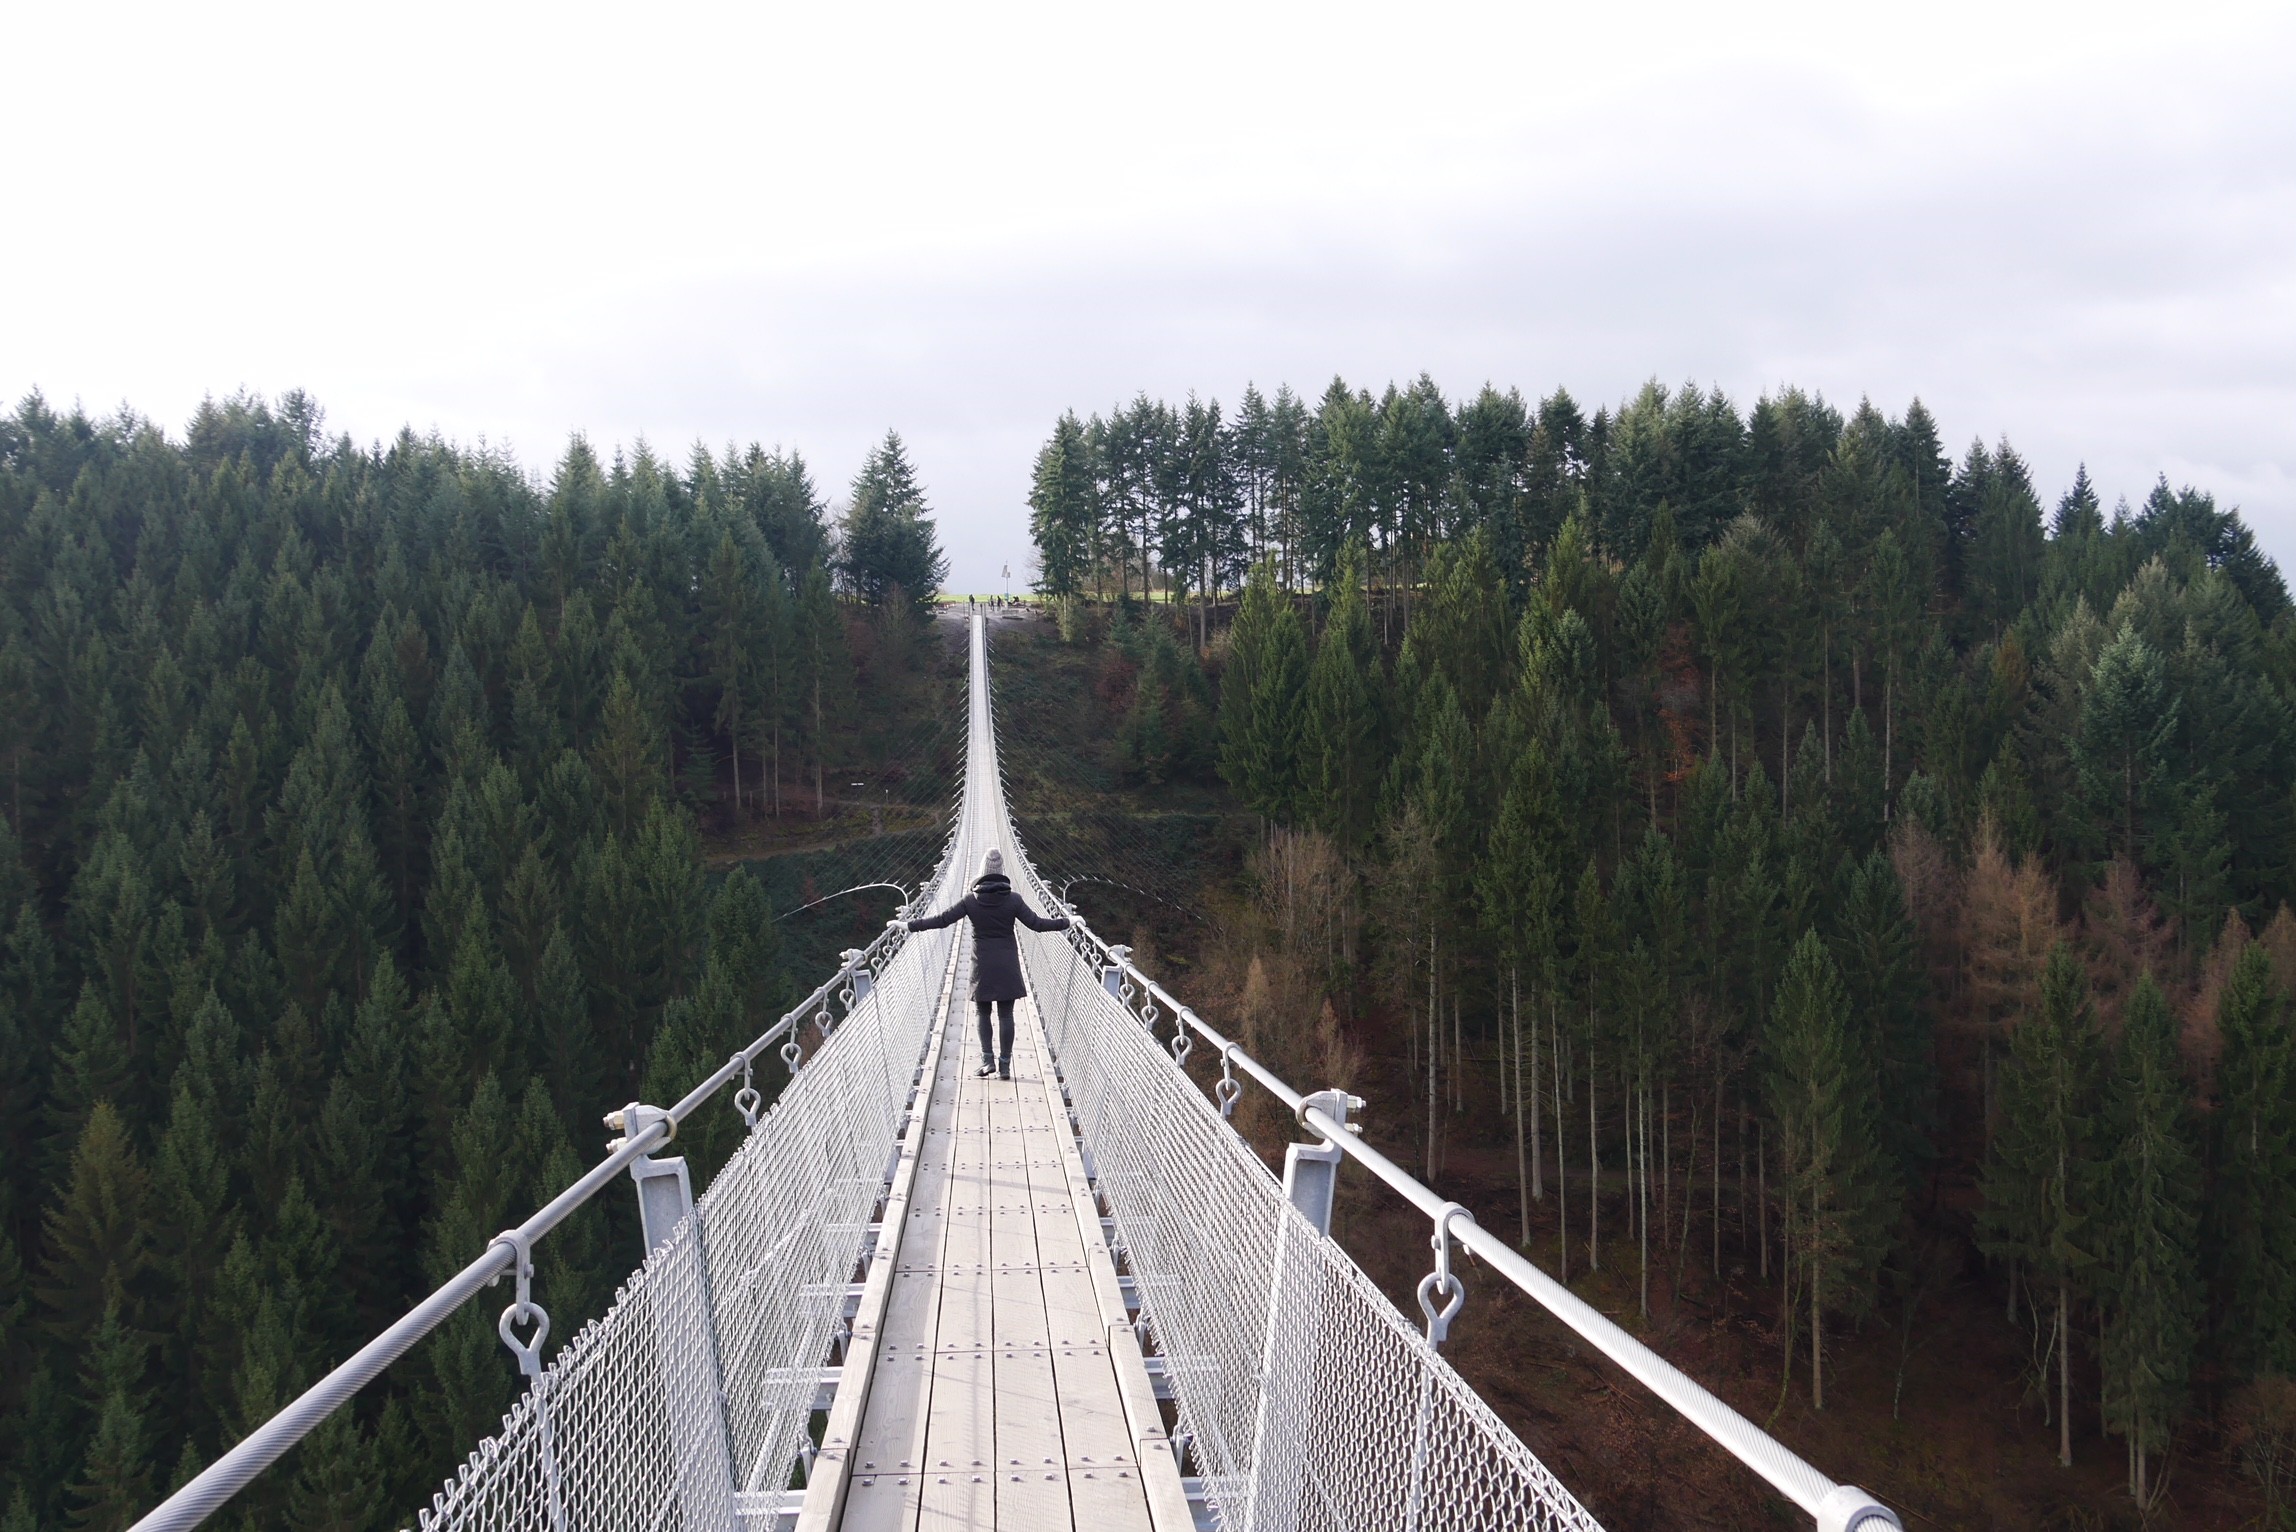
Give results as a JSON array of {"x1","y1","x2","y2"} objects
[{"x1": 129, "y1": 614, "x2": 1899, "y2": 1532}]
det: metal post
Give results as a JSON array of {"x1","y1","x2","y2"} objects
[
  {"x1": 1103, "y1": 944, "x2": 1132, "y2": 1001},
  {"x1": 608, "y1": 1103, "x2": 739, "y2": 1532},
  {"x1": 841, "y1": 947, "x2": 873, "y2": 1007},
  {"x1": 1279, "y1": 1090, "x2": 1360, "y2": 1236},
  {"x1": 1244, "y1": 1090, "x2": 1358, "y2": 1531}
]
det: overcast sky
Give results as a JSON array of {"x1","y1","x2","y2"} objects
[{"x1": 6, "y1": 0, "x2": 2293, "y2": 593}]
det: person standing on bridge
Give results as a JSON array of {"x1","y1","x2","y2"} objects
[{"x1": 907, "y1": 849, "x2": 1069, "y2": 1079}]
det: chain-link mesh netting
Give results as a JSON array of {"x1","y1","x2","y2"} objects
[
  {"x1": 417, "y1": 911, "x2": 960, "y2": 1532},
  {"x1": 1010, "y1": 911, "x2": 1602, "y2": 1532}
]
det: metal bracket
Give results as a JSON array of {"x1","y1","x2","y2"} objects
[
  {"x1": 607, "y1": 1103, "x2": 696, "y2": 1255},
  {"x1": 840, "y1": 947, "x2": 873, "y2": 1007},
  {"x1": 1281, "y1": 1090, "x2": 1362, "y2": 1236}
]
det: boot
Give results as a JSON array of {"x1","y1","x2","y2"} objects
[
  {"x1": 976, "y1": 1058, "x2": 996, "y2": 1078},
  {"x1": 998, "y1": 1056, "x2": 1012, "y2": 1081}
]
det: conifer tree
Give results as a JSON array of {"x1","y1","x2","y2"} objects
[
  {"x1": 38, "y1": 1103, "x2": 153, "y2": 1350},
  {"x1": 2073, "y1": 622, "x2": 2176, "y2": 868},
  {"x1": 2209, "y1": 941, "x2": 2296, "y2": 1374},
  {"x1": 1979, "y1": 943, "x2": 2104, "y2": 1467},
  {"x1": 1027, "y1": 411, "x2": 1098, "y2": 606},
  {"x1": 836, "y1": 431, "x2": 947, "y2": 611},
  {"x1": 1219, "y1": 562, "x2": 1280, "y2": 799},
  {"x1": 1299, "y1": 543, "x2": 1381, "y2": 849},
  {"x1": 69, "y1": 1302, "x2": 154, "y2": 1532},
  {"x1": 593, "y1": 670, "x2": 664, "y2": 841},
  {"x1": 1833, "y1": 849, "x2": 1934, "y2": 1183},
  {"x1": 1239, "y1": 585, "x2": 1308, "y2": 826},
  {"x1": 420, "y1": 1073, "x2": 521, "y2": 1464},
  {"x1": 1766, "y1": 929, "x2": 1894, "y2": 1408},
  {"x1": 2098, "y1": 974, "x2": 2202, "y2": 1506}
]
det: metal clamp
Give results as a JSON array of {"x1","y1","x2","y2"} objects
[
  {"x1": 1816, "y1": 1487, "x2": 1904, "y2": 1532},
  {"x1": 1415, "y1": 1202, "x2": 1473, "y2": 1346},
  {"x1": 491, "y1": 1228, "x2": 550, "y2": 1378},
  {"x1": 1169, "y1": 1027, "x2": 1191, "y2": 1066},
  {"x1": 780, "y1": 1035, "x2": 804, "y2": 1072}
]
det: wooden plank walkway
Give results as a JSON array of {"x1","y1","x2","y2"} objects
[{"x1": 829, "y1": 948, "x2": 1189, "y2": 1532}]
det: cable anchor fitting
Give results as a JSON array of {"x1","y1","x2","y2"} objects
[
  {"x1": 491, "y1": 1228, "x2": 550, "y2": 1378},
  {"x1": 1215, "y1": 1042, "x2": 1242, "y2": 1119},
  {"x1": 1416, "y1": 1201, "x2": 1473, "y2": 1346},
  {"x1": 733, "y1": 1051, "x2": 762, "y2": 1131}
]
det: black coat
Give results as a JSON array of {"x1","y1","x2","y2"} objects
[{"x1": 908, "y1": 874, "x2": 1070, "y2": 1002}]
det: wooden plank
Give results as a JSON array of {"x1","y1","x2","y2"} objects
[
  {"x1": 1065, "y1": 1466, "x2": 1154, "y2": 1528},
  {"x1": 794, "y1": 935, "x2": 964, "y2": 1532},
  {"x1": 992, "y1": 1343, "x2": 1072, "y2": 1530},
  {"x1": 915, "y1": 1343, "x2": 995, "y2": 1529}
]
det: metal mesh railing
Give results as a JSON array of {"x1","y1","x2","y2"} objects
[
  {"x1": 415, "y1": 615, "x2": 1017, "y2": 1532},
  {"x1": 416, "y1": 913, "x2": 961, "y2": 1531},
  {"x1": 1009, "y1": 911, "x2": 1601, "y2": 1532}
]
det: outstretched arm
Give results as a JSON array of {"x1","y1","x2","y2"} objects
[
  {"x1": 907, "y1": 898, "x2": 970, "y2": 932},
  {"x1": 1013, "y1": 899, "x2": 1071, "y2": 933}
]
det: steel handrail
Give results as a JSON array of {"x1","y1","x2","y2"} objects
[
  {"x1": 127, "y1": 916, "x2": 921, "y2": 1532},
  {"x1": 1039, "y1": 894, "x2": 1898, "y2": 1532}
]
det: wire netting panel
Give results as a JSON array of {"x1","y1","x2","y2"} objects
[
  {"x1": 1015, "y1": 915, "x2": 1602, "y2": 1532},
  {"x1": 418, "y1": 913, "x2": 958, "y2": 1532}
]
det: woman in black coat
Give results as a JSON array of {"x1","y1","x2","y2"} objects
[{"x1": 907, "y1": 849, "x2": 1070, "y2": 1078}]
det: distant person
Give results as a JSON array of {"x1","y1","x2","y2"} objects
[{"x1": 907, "y1": 849, "x2": 1070, "y2": 1079}]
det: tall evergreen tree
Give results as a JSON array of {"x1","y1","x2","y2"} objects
[
  {"x1": 836, "y1": 431, "x2": 947, "y2": 610},
  {"x1": 2207, "y1": 942, "x2": 2296, "y2": 1373},
  {"x1": 2098, "y1": 974, "x2": 2203, "y2": 1506},
  {"x1": 1979, "y1": 943, "x2": 2105, "y2": 1467},
  {"x1": 1766, "y1": 929, "x2": 1894, "y2": 1409}
]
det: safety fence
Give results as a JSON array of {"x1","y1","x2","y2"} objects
[
  {"x1": 413, "y1": 912, "x2": 957, "y2": 1531},
  {"x1": 1009, "y1": 886, "x2": 1603, "y2": 1532}
]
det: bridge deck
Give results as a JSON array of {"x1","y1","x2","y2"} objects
[{"x1": 832, "y1": 950, "x2": 1175, "y2": 1531}]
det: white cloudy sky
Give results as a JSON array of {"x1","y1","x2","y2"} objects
[{"x1": 6, "y1": 0, "x2": 2293, "y2": 592}]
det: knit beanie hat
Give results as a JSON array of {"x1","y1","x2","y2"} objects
[{"x1": 983, "y1": 849, "x2": 1004, "y2": 876}]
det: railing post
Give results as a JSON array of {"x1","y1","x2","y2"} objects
[
  {"x1": 607, "y1": 1103, "x2": 739, "y2": 1532},
  {"x1": 1280, "y1": 1090, "x2": 1360, "y2": 1235},
  {"x1": 841, "y1": 947, "x2": 873, "y2": 1006},
  {"x1": 1243, "y1": 1089, "x2": 1360, "y2": 1531},
  {"x1": 1103, "y1": 944, "x2": 1132, "y2": 1001}
]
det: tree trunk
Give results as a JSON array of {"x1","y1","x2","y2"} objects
[
  {"x1": 1531, "y1": 983, "x2": 1544, "y2": 1200},
  {"x1": 1425, "y1": 933, "x2": 1438, "y2": 1180},
  {"x1": 1639, "y1": 1080, "x2": 1651, "y2": 1319},
  {"x1": 1555, "y1": 1003, "x2": 1569, "y2": 1281},
  {"x1": 1588, "y1": 1047, "x2": 1601, "y2": 1273},
  {"x1": 1758, "y1": 1124, "x2": 1768, "y2": 1280},
  {"x1": 1883, "y1": 664, "x2": 1894, "y2": 811},
  {"x1": 1811, "y1": 1249, "x2": 1825, "y2": 1411},
  {"x1": 1515, "y1": 971, "x2": 1530, "y2": 1245},
  {"x1": 2058, "y1": 1282, "x2": 2073, "y2": 1468},
  {"x1": 1822, "y1": 625, "x2": 1832, "y2": 783}
]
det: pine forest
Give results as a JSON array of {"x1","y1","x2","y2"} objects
[{"x1": 7, "y1": 370, "x2": 2296, "y2": 1529}]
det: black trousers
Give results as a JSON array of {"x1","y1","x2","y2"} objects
[{"x1": 975, "y1": 999, "x2": 1015, "y2": 1063}]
